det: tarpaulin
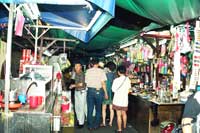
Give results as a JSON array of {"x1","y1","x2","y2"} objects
[
  {"x1": 0, "y1": 0, "x2": 115, "y2": 43},
  {"x1": 116, "y1": 0, "x2": 200, "y2": 25}
]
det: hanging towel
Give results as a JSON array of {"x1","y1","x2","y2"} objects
[{"x1": 15, "y1": 10, "x2": 25, "y2": 36}]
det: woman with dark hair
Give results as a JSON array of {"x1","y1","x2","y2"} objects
[
  {"x1": 101, "y1": 61, "x2": 116, "y2": 127},
  {"x1": 112, "y1": 65, "x2": 131, "y2": 133}
]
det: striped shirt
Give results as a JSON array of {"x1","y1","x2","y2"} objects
[{"x1": 85, "y1": 67, "x2": 107, "y2": 89}]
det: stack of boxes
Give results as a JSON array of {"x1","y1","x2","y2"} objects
[{"x1": 19, "y1": 49, "x2": 32, "y2": 74}]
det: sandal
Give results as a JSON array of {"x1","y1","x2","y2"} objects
[
  {"x1": 109, "y1": 123, "x2": 112, "y2": 127},
  {"x1": 100, "y1": 123, "x2": 106, "y2": 127},
  {"x1": 115, "y1": 130, "x2": 122, "y2": 133}
]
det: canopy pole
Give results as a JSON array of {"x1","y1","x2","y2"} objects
[
  {"x1": 34, "y1": 19, "x2": 39, "y2": 62},
  {"x1": 63, "y1": 41, "x2": 66, "y2": 53},
  {"x1": 4, "y1": 3, "x2": 15, "y2": 133}
]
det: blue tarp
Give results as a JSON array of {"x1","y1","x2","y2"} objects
[{"x1": 0, "y1": 0, "x2": 115, "y2": 42}]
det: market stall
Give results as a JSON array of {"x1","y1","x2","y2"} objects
[
  {"x1": 0, "y1": 1, "x2": 115, "y2": 132},
  {"x1": 102, "y1": 20, "x2": 200, "y2": 132},
  {"x1": 128, "y1": 93, "x2": 184, "y2": 133}
]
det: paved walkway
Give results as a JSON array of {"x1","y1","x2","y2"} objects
[
  {"x1": 74, "y1": 122, "x2": 138, "y2": 133},
  {"x1": 62, "y1": 119, "x2": 138, "y2": 133}
]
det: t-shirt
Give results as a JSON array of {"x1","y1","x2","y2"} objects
[
  {"x1": 85, "y1": 67, "x2": 107, "y2": 89},
  {"x1": 182, "y1": 91, "x2": 200, "y2": 123},
  {"x1": 74, "y1": 72, "x2": 85, "y2": 90},
  {"x1": 112, "y1": 75, "x2": 131, "y2": 107}
]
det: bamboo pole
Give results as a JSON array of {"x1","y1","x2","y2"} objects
[{"x1": 4, "y1": 3, "x2": 15, "y2": 133}]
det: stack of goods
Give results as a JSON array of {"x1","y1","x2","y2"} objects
[
  {"x1": 19, "y1": 49, "x2": 32, "y2": 74},
  {"x1": 61, "y1": 112, "x2": 74, "y2": 127}
]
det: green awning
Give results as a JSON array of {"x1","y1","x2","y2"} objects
[
  {"x1": 116, "y1": 0, "x2": 200, "y2": 25},
  {"x1": 77, "y1": 25, "x2": 139, "y2": 51}
]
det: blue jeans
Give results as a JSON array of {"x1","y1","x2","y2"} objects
[{"x1": 87, "y1": 88, "x2": 104, "y2": 128}]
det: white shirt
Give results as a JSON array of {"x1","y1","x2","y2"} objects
[
  {"x1": 85, "y1": 67, "x2": 107, "y2": 89},
  {"x1": 112, "y1": 75, "x2": 131, "y2": 107}
]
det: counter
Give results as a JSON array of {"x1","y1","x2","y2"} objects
[
  {"x1": 128, "y1": 93, "x2": 185, "y2": 133},
  {"x1": 0, "y1": 93, "x2": 56, "y2": 133}
]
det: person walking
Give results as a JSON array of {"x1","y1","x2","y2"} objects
[
  {"x1": 69, "y1": 62, "x2": 87, "y2": 128},
  {"x1": 101, "y1": 61, "x2": 116, "y2": 127},
  {"x1": 85, "y1": 58, "x2": 108, "y2": 130},
  {"x1": 112, "y1": 65, "x2": 131, "y2": 133}
]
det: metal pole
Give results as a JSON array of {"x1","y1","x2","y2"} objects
[
  {"x1": 4, "y1": 3, "x2": 15, "y2": 133},
  {"x1": 34, "y1": 19, "x2": 39, "y2": 62}
]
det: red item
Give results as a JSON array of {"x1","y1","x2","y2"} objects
[
  {"x1": 61, "y1": 103, "x2": 70, "y2": 112},
  {"x1": 29, "y1": 96, "x2": 38, "y2": 109},
  {"x1": 2, "y1": 103, "x2": 22, "y2": 110},
  {"x1": 37, "y1": 96, "x2": 43, "y2": 105},
  {"x1": 22, "y1": 49, "x2": 26, "y2": 60},
  {"x1": 56, "y1": 72, "x2": 62, "y2": 80},
  {"x1": 162, "y1": 123, "x2": 175, "y2": 133}
]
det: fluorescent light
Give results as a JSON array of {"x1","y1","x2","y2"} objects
[
  {"x1": 120, "y1": 39, "x2": 138, "y2": 49},
  {"x1": 105, "y1": 52, "x2": 115, "y2": 57},
  {"x1": 86, "y1": 10, "x2": 102, "y2": 31}
]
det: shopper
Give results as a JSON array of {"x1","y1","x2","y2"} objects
[
  {"x1": 85, "y1": 58, "x2": 108, "y2": 130},
  {"x1": 101, "y1": 61, "x2": 116, "y2": 127},
  {"x1": 181, "y1": 91, "x2": 200, "y2": 133},
  {"x1": 112, "y1": 65, "x2": 131, "y2": 133},
  {"x1": 69, "y1": 62, "x2": 87, "y2": 128}
]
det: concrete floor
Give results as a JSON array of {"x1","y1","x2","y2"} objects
[{"x1": 62, "y1": 119, "x2": 138, "y2": 133}]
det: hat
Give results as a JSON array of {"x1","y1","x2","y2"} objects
[{"x1": 99, "y1": 61, "x2": 104, "y2": 68}]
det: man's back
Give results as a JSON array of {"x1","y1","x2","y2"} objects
[{"x1": 85, "y1": 67, "x2": 106, "y2": 89}]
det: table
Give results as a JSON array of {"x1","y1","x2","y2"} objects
[{"x1": 128, "y1": 94, "x2": 185, "y2": 133}]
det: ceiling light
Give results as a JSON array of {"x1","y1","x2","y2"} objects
[
  {"x1": 105, "y1": 52, "x2": 115, "y2": 57},
  {"x1": 120, "y1": 39, "x2": 138, "y2": 49}
]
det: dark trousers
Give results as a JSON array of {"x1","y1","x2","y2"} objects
[{"x1": 87, "y1": 88, "x2": 104, "y2": 128}]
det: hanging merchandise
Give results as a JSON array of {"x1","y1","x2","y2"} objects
[
  {"x1": 189, "y1": 21, "x2": 200, "y2": 90},
  {"x1": 180, "y1": 55, "x2": 189, "y2": 77},
  {"x1": 172, "y1": 27, "x2": 181, "y2": 99},
  {"x1": 180, "y1": 22, "x2": 192, "y2": 54},
  {"x1": 58, "y1": 53, "x2": 71, "y2": 71},
  {"x1": 161, "y1": 44, "x2": 166, "y2": 57},
  {"x1": 15, "y1": 9, "x2": 25, "y2": 37}
]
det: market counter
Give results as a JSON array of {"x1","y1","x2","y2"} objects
[
  {"x1": 128, "y1": 94, "x2": 185, "y2": 133},
  {"x1": 0, "y1": 93, "x2": 56, "y2": 133}
]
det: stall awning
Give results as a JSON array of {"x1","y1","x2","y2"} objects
[
  {"x1": 0, "y1": 0, "x2": 115, "y2": 43},
  {"x1": 116, "y1": 0, "x2": 200, "y2": 25}
]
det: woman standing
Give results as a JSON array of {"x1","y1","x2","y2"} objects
[
  {"x1": 112, "y1": 65, "x2": 131, "y2": 133},
  {"x1": 101, "y1": 61, "x2": 116, "y2": 127}
]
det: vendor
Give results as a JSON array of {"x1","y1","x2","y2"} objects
[
  {"x1": 181, "y1": 91, "x2": 200, "y2": 133},
  {"x1": 69, "y1": 62, "x2": 87, "y2": 128}
]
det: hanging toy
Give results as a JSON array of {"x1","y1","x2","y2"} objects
[
  {"x1": 180, "y1": 63, "x2": 188, "y2": 77},
  {"x1": 161, "y1": 44, "x2": 166, "y2": 57}
]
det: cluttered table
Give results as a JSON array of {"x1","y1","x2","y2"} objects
[{"x1": 128, "y1": 92, "x2": 185, "y2": 133}]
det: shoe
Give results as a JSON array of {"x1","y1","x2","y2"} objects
[
  {"x1": 108, "y1": 122, "x2": 112, "y2": 127},
  {"x1": 115, "y1": 130, "x2": 122, "y2": 133},
  {"x1": 100, "y1": 123, "x2": 106, "y2": 127},
  {"x1": 88, "y1": 128, "x2": 93, "y2": 131},
  {"x1": 93, "y1": 126, "x2": 99, "y2": 130},
  {"x1": 78, "y1": 124, "x2": 84, "y2": 129}
]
